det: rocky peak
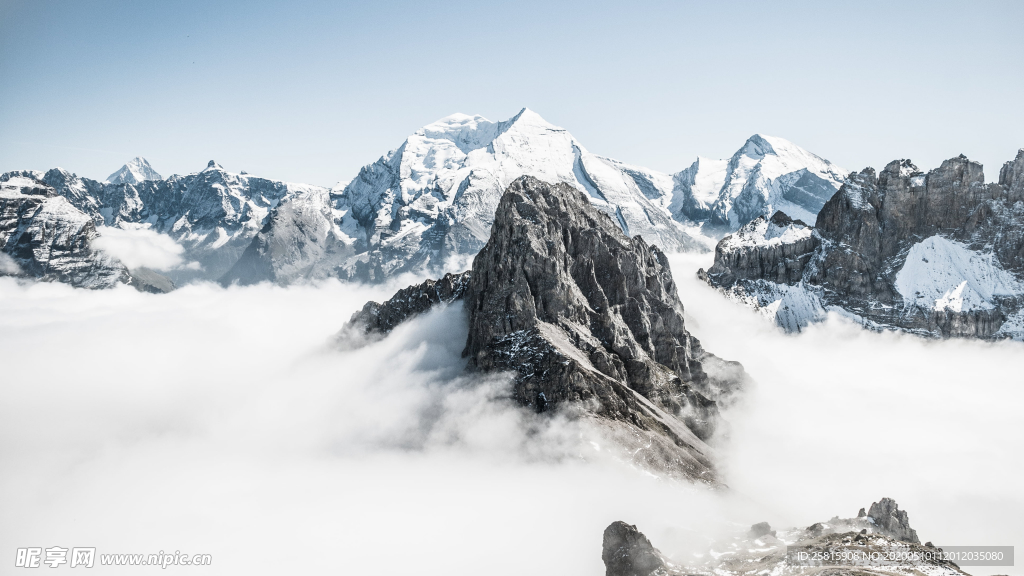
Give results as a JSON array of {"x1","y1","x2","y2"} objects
[
  {"x1": 998, "y1": 148, "x2": 1024, "y2": 198},
  {"x1": 107, "y1": 157, "x2": 162, "y2": 185},
  {"x1": 602, "y1": 521, "x2": 673, "y2": 576},
  {"x1": 348, "y1": 176, "x2": 746, "y2": 480},
  {"x1": 867, "y1": 497, "x2": 920, "y2": 544},
  {"x1": 461, "y1": 178, "x2": 743, "y2": 446}
]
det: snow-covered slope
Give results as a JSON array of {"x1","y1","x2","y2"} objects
[
  {"x1": 0, "y1": 174, "x2": 157, "y2": 290},
  {"x1": 895, "y1": 235, "x2": 1022, "y2": 313},
  {"x1": 1, "y1": 112, "x2": 847, "y2": 288},
  {"x1": 673, "y1": 134, "x2": 848, "y2": 230},
  {"x1": 106, "y1": 157, "x2": 162, "y2": 185},
  {"x1": 226, "y1": 108, "x2": 708, "y2": 284}
]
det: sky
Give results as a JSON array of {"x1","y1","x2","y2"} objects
[{"x1": 1, "y1": 0, "x2": 1022, "y2": 187}]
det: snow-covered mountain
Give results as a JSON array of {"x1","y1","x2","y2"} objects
[
  {"x1": 2, "y1": 110, "x2": 852, "y2": 289},
  {"x1": 106, "y1": 157, "x2": 162, "y2": 185},
  {"x1": 225, "y1": 108, "x2": 709, "y2": 284},
  {"x1": 700, "y1": 151, "x2": 1024, "y2": 339},
  {"x1": 1, "y1": 161, "x2": 329, "y2": 283},
  {"x1": 0, "y1": 173, "x2": 166, "y2": 291},
  {"x1": 672, "y1": 134, "x2": 848, "y2": 230}
]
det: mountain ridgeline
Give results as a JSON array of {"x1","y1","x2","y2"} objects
[
  {"x1": 224, "y1": 112, "x2": 847, "y2": 284},
  {"x1": 348, "y1": 177, "x2": 747, "y2": 481},
  {"x1": 6, "y1": 108, "x2": 1021, "y2": 341},
  {"x1": 0, "y1": 108, "x2": 852, "y2": 290}
]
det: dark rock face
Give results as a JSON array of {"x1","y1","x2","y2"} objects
[
  {"x1": 702, "y1": 151, "x2": 1024, "y2": 339},
  {"x1": 602, "y1": 522, "x2": 671, "y2": 576},
  {"x1": 462, "y1": 178, "x2": 743, "y2": 442},
  {"x1": 749, "y1": 522, "x2": 776, "y2": 538},
  {"x1": 347, "y1": 177, "x2": 746, "y2": 480},
  {"x1": 867, "y1": 497, "x2": 920, "y2": 544},
  {"x1": 349, "y1": 272, "x2": 471, "y2": 334}
]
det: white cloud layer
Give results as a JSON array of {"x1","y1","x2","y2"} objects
[
  {"x1": 92, "y1": 226, "x2": 191, "y2": 271},
  {"x1": 0, "y1": 255, "x2": 1020, "y2": 575}
]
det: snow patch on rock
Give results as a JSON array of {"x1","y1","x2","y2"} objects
[{"x1": 895, "y1": 236, "x2": 1022, "y2": 312}]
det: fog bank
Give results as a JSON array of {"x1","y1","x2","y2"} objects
[{"x1": 0, "y1": 255, "x2": 1021, "y2": 574}]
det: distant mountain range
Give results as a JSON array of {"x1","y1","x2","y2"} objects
[
  {"x1": 0, "y1": 108, "x2": 844, "y2": 289},
  {"x1": 2, "y1": 110, "x2": 1021, "y2": 341}
]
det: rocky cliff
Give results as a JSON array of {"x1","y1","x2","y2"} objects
[
  {"x1": 701, "y1": 151, "x2": 1024, "y2": 339},
  {"x1": 348, "y1": 176, "x2": 746, "y2": 481}
]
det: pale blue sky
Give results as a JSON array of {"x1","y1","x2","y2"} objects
[{"x1": 1, "y1": 0, "x2": 1021, "y2": 187}]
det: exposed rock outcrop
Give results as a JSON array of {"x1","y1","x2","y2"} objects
[
  {"x1": 749, "y1": 522, "x2": 776, "y2": 538},
  {"x1": 347, "y1": 176, "x2": 747, "y2": 480},
  {"x1": 701, "y1": 151, "x2": 1024, "y2": 339},
  {"x1": 602, "y1": 521, "x2": 675, "y2": 576},
  {"x1": 867, "y1": 497, "x2": 920, "y2": 544}
]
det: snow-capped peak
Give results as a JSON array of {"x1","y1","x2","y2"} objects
[
  {"x1": 673, "y1": 133, "x2": 848, "y2": 228},
  {"x1": 504, "y1": 107, "x2": 554, "y2": 128},
  {"x1": 203, "y1": 160, "x2": 224, "y2": 172},
  {"x1": 418, "y1": 113, "x2": 503, "y2": 154},
  {"x1": 326, "y1": 107, "x2": 703, "y2": 281},
  {"x1": 106, "y1": 157, "x2": 162, "y2": 185},
  {"x1": 739, "y1": 134, "x2": 780, "y2": 158},
  {"x1": 738, "y1": 134, "x2": 834, "y2": 172}
]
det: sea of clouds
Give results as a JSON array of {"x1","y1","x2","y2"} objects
[{"x1": 0, "y1": 252, "x2": 1020, "y2": 575}]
